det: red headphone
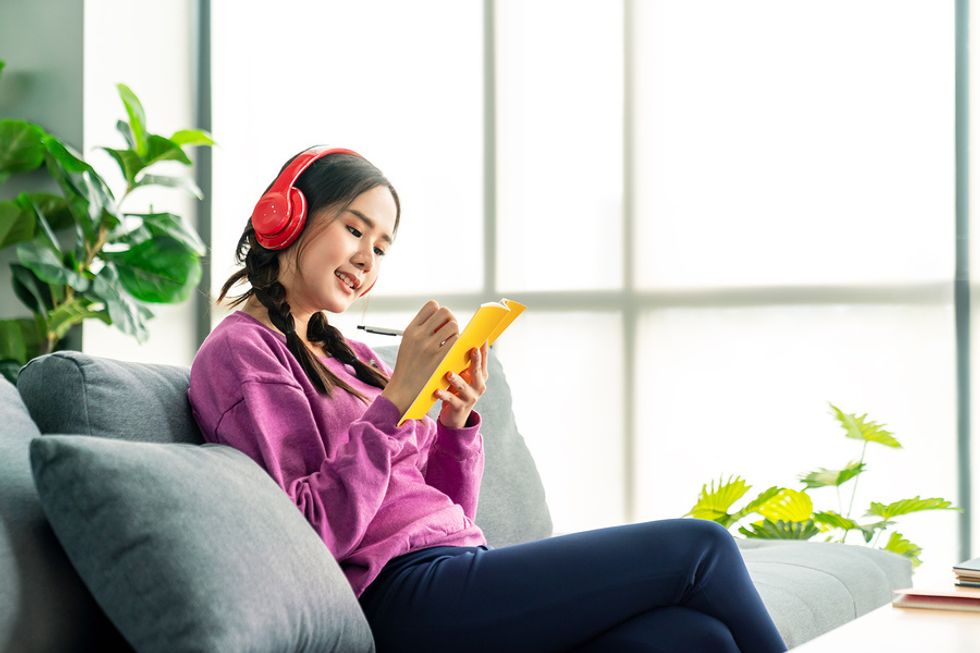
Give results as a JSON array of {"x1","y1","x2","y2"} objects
[{"x1": 250, "y1": 145, "x2": 377, "y2": 297}]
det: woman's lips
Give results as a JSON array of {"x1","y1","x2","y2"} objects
[{"x1": 336, "y1": 273, "x2": 355, "y2": 295}]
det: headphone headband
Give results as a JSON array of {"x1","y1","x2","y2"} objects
[{"x1": 250, "y1": 145, "x2": 363, "y2": 250}]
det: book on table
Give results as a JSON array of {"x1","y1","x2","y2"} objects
[
  {"x1": 891, "y1": 555, "x2": 980, "y2": 612},
  {"x1": 396, "y1": 298, "x2": 526, "y2": 427},
  {"x1": 954, "y1": 556, "x2": 980, "y2": 584},
  {"x1": 892, "y1": 585, "x2": 980, "y2": 612}
]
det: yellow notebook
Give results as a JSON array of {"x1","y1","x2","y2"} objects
[{"x1": 396, "y1": 297, "x2": 526, "y2": 426}]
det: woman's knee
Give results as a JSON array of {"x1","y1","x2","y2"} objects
[{"x1": 679, "y1": 518, "x2": 738, "y2": 552}]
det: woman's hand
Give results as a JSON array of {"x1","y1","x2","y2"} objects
[
  {"x1": 382, "y1": 300, "x2": 463, "y2": 416},
  {"x1": 436, "y1": 340, "x2": 489, "y2": 429}
]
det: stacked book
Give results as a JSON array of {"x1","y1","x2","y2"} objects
[
  {"x1": 891, "y1": 557, "x2": 980, "y2": 612},
  {"x1": 954, "y1": 558, "x2": 980, "y2": 588}
]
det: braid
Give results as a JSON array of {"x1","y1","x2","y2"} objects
[{"x1": 309, "y1": 311, "x2": 390, "y2": 388}]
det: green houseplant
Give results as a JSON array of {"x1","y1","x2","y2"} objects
[
  {"x1": 684, "y1": 402, "x2": 960, "y2": 569},
  {"x1": 0, "y1": 58, "x2": 214, "y2": 383}
]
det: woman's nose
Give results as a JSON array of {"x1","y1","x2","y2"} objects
[{"x1": 352, "y1": 247, "x2": 372, "y2": 270}]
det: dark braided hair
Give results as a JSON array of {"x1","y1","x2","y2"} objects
[{"x1": 217, "y1": 148, "x2": 401, "y2": 403}]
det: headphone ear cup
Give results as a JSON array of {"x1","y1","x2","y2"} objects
[
  {"x1": 270, "y1": 187, "x2": 309, "y2": 249},
  {"x1": 253, "y1": 188, "x2": 309, "y2": 250},
  {"x1": 251, "y1": 191, "x2": 290, "y2": 246},
  {"x1": 287, "y1": 187, "x2": 307, "y2": 223}
]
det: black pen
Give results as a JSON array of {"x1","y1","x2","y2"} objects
[{"x1": 357, "y1": 325, "x2": 404, "y2": 336}]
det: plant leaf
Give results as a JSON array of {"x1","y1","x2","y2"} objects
[
  {"x1": 812, "y1": 510, "x2": 885, "y2": 542},
  {"x1": 123, "y1": 212, "x2": 206, "y2": 256},
  {"x1": 41, "y1": 135, "x2": 113, "y2": 242},
  {"x1": 0, "y1": 119, "x2": 46, "y2": 174},
  {"x1": 25, "y1": 193, "x2": 73, "y2": 231},
  {"x1": 99, "y1": 146, "x2": 144, "y2": 188},
  {"x1": 15, "y1": 239, "x2": 89, "y2": 292},
  {"x1": 16, "y1": 192, "x2": 61, "y2": 255},
  {"x1": 88, "y1": 263, "x2": 153, "y2": 343},
  {"x1": 169, "y1": 129, "x2": 215, "y2": 147},
  {"x1": 882, "y1": 531, "x2": 923, "y2": 568},
  {"x1": 0, "y1": 199, "x2": 34, "y2": 249},
  {"x1": 730, "y1": 485, "x2": 783, "y2": 522},
  {"x1": 46, "y1": 296, "x2": 105, "y2": 341},
  {"x1": 103, "y1": 235, "x2": 202, "y2": 303},
  {"x1": 755, "y1": 488, "x2": 814, "y2": 522},
  {"x1": 0, "y1": 317, "x2": 44, "y2": 365},
  {"x1": 142, "y1": 135, "x2": 191, "y2": 167},
  {"x1": 866, "y1": 496, "x2": 959, "y2": 520},
  {"x1": 829, "y1": 402, "x2": 902, "y2": 448},
  {"x1": 135, "y1": 174, "x2": 203, "y2": 200},
  {"x1": 116, "y1": 83, "x2": 148, "y2": 157},
  {"x1": 684, "y1": 474, "x2": 751, "y2": 523},
  {"x1": 116, "y1": 119, "x2": 136, "y2": 151},
  {"x1": 799, "y1": 459, "x2": 867, "y2": 489},
  {"x1": 738, "y1": 518, "x2": 820, "y2": 540},
  {"x1": 10, "y1": 263, "x2": 55, "y2": 313}
]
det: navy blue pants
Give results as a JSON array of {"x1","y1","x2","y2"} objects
[{"x1": 357, "y1": 518, "x2": 788, "y2": 653}]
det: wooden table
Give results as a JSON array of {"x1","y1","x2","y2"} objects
[{"x1": 791, "y1": 593, "x2": 980, "y2": 651}]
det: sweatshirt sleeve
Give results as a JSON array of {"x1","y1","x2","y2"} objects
[
  {"x1": 420, "y1": 410, "x2": 485, "y2": 522},
  {"x1": 214, "y1": 379, "x2": 417, "y2": 561}
]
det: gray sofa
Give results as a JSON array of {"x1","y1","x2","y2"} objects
[{"x1": 0, "y1": 347, "x2": 912, "y2": 652}]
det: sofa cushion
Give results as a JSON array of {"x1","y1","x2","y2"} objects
[
  {"x1": 17, "y1": 351, "x2": 201, "y2": 444},
  {"x1": 736, "y1": 538, "x2": 913, "y2": 648},
  {"x1": 28, "y1": 433, "x2": 376, "y2": 653},
  {"x1": 373, "y1": 344, "x2": 553, "y2": 547},
  {"x1": 0, "y1": 377, "x2": 130, "y2": 652}
]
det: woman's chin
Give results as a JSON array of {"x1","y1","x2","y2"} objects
[{"x1": 323, "y1": 295, "x2": 354, "y2": 313}]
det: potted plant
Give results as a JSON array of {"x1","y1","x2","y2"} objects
[
  {"x1": 684, "y1": 402, "x2": 960, "y2": 568},
  {"x1": 0, "y1": 58, "x2": 214, "y2": 383}
]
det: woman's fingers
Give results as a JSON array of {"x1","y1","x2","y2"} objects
[{"x1": 436, "y1": 388, "x2": 462, "y2": 406}]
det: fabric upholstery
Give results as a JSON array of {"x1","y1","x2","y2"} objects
[
  {"x1": 17, "y1": 351, "x2": 202, "y2": 444},
  {"x1": 29, "y1": 433, "x2": 376, "y2": 653},
  {"x1": 0, "y1": 377, "x2": 130, "y2": 653},
  {"x1": 737, "y1": 538, "x2": 913, "y2": 648}
]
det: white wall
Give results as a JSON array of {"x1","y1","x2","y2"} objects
[{"x1": 81, "y1": 0, "x2": 201, "y2": 367}]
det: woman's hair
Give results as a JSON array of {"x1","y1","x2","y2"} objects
[{"x1": 216, "y1": 148, "x2": 401, "y2": 403}]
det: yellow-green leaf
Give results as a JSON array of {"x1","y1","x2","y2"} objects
[
  {"x1": 730, "y1": 486, "x2": 783, "y2": 522},
  {"x1": 756, "y1": 488, "x2": 813, "y2": 522},
  {"x1": 866, "y1": 496, "x2": 959, "y2": 520},
  {"x1": 686, "y1": 474, "x2": 750, "y2": 521},
  {"x1": 828, "y1": 402, "x2": 901, "y2": 448},
  {"x1": 738, "y1": 518, "x2": 820, "y2": 540},
  {"x1": 799, "y1": 459, "x2": 867, "y2": 489},
  {"x1": 169, "y1": 129, "x2": 215, "y2": 147},
  {"x1": 883, "y1": 531, "x2": 923, "y2": 568}
]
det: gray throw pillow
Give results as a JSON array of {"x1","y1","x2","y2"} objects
[{"x1": 29, "y1": 434, "x2": 376, "y2": 653}]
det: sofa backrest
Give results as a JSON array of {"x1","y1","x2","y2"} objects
[
  {"x1": 0, "y1": 375, "x2": 131, "y2": 653},
  {"x1": 17, "y1": 347, "x2": 553, "y2": 547}
]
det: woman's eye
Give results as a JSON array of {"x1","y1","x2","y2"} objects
[{"x1": 346, "y1": 225, "x2": 386, "y2": 257}]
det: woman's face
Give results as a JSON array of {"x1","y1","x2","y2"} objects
[{"x1": 282, "y1": 185, "x2": 397, "y2": 315}]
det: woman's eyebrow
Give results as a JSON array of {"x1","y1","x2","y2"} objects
[{"x1": 346, "y1": 209, "x2": 393, "y2": 245}]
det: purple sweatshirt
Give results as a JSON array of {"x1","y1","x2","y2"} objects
[{"x1": 187, "y1": 310, "x2": 488, "y2": 598}]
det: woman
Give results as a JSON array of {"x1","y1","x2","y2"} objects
[{"x1": 187, "y1": 145, "x2": 788, "y2": 653}]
